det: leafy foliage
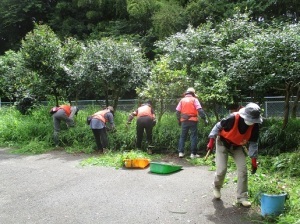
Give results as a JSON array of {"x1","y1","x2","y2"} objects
[
  {"x1": 69, "y1": 38, "x2": 150, "y2": 109},
  {"x1": 137, "y1": 56, "x2": 187, "y2": 121},
  {"x1": 0, "y1": 50, "x2": 30, "y2": 100},
  {"x1": 20, "y1": 24, "x2": 68, "y2": 105}
]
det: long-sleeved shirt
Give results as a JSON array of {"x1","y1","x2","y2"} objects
[{"x1": 208, "y1": 113, "x2": 259, "y2": 158}]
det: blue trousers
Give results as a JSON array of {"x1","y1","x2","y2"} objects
[{"x1": 178, "y1": 121, "x2": 198, "y2": 154}]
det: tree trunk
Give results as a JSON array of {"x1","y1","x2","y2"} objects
[
  {"x1": 291, "y1": 85, "x2": 300, "y2": 119},
  {"x1": 282, "y1": 82, "x2": 292, "y2": 129},
  {"x1": 55, "y1": 95, "x2": 59, "y2": 107}
]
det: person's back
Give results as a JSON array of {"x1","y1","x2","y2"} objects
[
  {"x1": 176, "y1": 88, "x2": 208, "y2": 159},
  {"x1": 127, "y1": 101, "x2": 156, "y2": 152}
]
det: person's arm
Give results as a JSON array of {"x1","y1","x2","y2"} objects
[
  {"x1": 207, "y1": 115, "x2": 235, "y2": 150},
  {"x1": 197, "y1": 108, "x2": 208, "y2": 123},
  {"x1": 106, "y1": 113, "x2": 115, "y2": 129},
  {"x1": 127, "y1": 110, "x2": 137, "y2": 124},
  {"x1": 195, "y1": 99, "x2": 208, "y2": 123},
  {"x1": 248, "y1": 124, "x2": 259, "y2": 174},
  {"x1": 176, "y1": 110, "x2": 181, "y2": 125}
]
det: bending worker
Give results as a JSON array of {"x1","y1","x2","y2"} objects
[
  {"x1": 206, "y1": 102, "x2": 262, "y2": 207},
  {"x1": 90, "y1": 106, "x2": 115, "y2": 154},
  {"x1": 52, "y1": 104, "x2": 78, "y2": 147},
  {"x1": 127, "y1": 100, "x2": 156, "y2": 152}
]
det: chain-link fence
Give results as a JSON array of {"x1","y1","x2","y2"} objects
[{"x1": 1, "y1": 97, "x2": 299, "y2": 118}]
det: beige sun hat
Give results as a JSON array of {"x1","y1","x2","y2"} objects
[
  {"x1": 186, "y1": 87, "x2": 195, "y2": 94},
  {"x1": 107, "y1": 106, "x2": 114, "y2": 112},
  {"x1": 239, "y1": 103, "x2": 263, "y2": 124},
  {"x1": 185, "y1": 87, "x2": 198, "y2": 97}
]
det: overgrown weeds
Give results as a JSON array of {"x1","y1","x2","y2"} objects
[
  {"x1": 80, "y1": 150, "x2": 161, "y2": 169},
  {"x1": 1, "y1": 106, "x2": 300, "y2": 223}
]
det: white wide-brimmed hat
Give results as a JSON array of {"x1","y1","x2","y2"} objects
[{"x1": 239, "y1": 103, "x2": 263, "y2": 124}]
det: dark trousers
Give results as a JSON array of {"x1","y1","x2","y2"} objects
[
  {"x1": 92, "y1": 128, "x2": 108, "y2": 150},
  {"x1": 136, "y1": 116, "x2": 153, "y2": 149},
  {"x1": 178, "y1": 121, "x2": 198, "y2": 154}
]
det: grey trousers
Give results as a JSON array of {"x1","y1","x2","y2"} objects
[
  {"x1": 52, "y1": 106, "x2": 77, "y2": 145},
  {"x1": 214, "y1": 136, "x2": 248, "y2": 201}
]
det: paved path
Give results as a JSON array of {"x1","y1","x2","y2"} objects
[{"x1": 0, "y1": 148, "x2": 260, "y2": 224}]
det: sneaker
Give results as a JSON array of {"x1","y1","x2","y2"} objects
[
  {"x1": 240, "y1": 200, "x2": 251, "y2": 207},
  {"x1": 190, "y1": 154, "x2": 200, "y2": 159},
  {"x1": 213, "y1": 188, "x2": 221, "y2": 199},
  {"x1": 179, "y1": 152, "x2": 184, "y2": 158}
]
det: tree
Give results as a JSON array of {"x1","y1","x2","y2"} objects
[
  {"x1": 20, "y1": 24, "x2": 68, "y2": 106},
  {"x1": 228, "y1": 23, "x2": 300, "y2": 128},
  {"x1": 70, "y1": 38, "x2": 150, "y2": 109},
  {"x1": 0, "y1": 50, "x2": 30, "y2": 101},
  {"x1": 61, "y1": 37, "x2": 84, "y2": 102},
  {"x1": 151, "y1": 1, "x2": 187, "y2": 39},
  {"x1": 0, "y1": 0, "x2": 56, "y2": 54},
  {"x1": 136, "y1": 56, "x2": 187, "y2": 121},
  {"x1": 154, "y1": 22, "x2": 239, "y2": 119}
]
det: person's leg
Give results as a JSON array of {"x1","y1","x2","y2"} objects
[
  {"x1": 66, "y1": 106, "x2": 77, "y2": 127},
  {"x1": 178, "y1": 122, "x2": 189, "y2": 154},
  {"x1": 214, "y1": 137, "x2": 229, "y2": 190},
  {"x1": 99, "y1": 128, "x2": 108, "y2": 149},
  {"x1": 190, "y1": 122, "x2": 198, "y2": 154},
  {"x1": 136, "y1": 118, "x2": 144, "y2": 149},
  {"x1": 144, "y1": 117, "x2": 153, "y2": 145},
  {"x1": 92, "y1": 129, "x2": 103, "y2": 151},
  {"x1": 53, "y1": 112, "x2": 63, "y2": 146},
  {"x1": 232, "y1": 147, "x2": 248, "y2": 202}
]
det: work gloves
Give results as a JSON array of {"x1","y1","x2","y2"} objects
[
  {"x1": 207, "y1": 138, "x2": 215, "y2": 151},
  {"x1": 251, "y1": 158, "x2": 258, "y2": 174}
]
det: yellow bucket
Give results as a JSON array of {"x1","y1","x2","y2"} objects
[{"x1": 124, "y1": 158, "x2": 150, "y2": 168}]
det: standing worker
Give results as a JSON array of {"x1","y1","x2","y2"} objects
[
  {"x1": 90, "y1": 106, "x2": 115, "y2": 154},
  {"x1": 206, "y1": 102, "x2": 262, "y2": 207},
  {"x1": 127, "y1": 100, "x2": 156, "y2": 153},
  {"x1": 176, "y1": 87, "x2": 208, "y2": 159},
  {"x1": 52, "y1": 104, "x2": 79, "y2": 147}
]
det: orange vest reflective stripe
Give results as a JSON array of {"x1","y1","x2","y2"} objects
[
  {"x1": 137, "y1": 105, "x2": 154, "y2": 119},
  {"x1": 180, "y1": 96, "x2": 198, "y2": 122},
  {"x1": 59, "y1": 105, "x2": 71, "y2": 117},
  {"x1": 220, "y1": 113, "x2": 254, "y2": 146},
  {"x1": 92, "y1": 109, "x2": 109, "y2": 123}
]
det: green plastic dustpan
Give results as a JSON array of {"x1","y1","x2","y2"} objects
[{"x1": 150, "y1": 162, "x2": 182, "y2": 174}]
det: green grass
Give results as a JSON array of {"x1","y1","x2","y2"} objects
[
  {"x1": 80, "y1": 149, "x2": 161, "y2": 169},
  {"x1": 1, "y1": 106, "x2": 300, "y2": 223}
]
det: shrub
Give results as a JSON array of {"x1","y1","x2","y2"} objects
[{"x1": 0, "y1": 106, "x2": 299, "y2": 156}]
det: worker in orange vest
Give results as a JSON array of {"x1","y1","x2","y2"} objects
[
  {"x1": 176, "y1": 87, "x2": 208, "y2": 159},
  {"x1": 89, "y1": 106, "x2": 115, "y2": 153},
  {"x1": 206, "y1": 102, "x2": 262, "y2": 207},
  {"x1": 52, "y1": 104, "x2": 79, "y2": 147},
  {"x1": 127, "y1": 100, "x2": 156, "y2": 153}
]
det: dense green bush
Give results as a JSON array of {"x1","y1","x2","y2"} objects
[
  {"x1": 0, "y1": 106, "x2": 299, "y2": 155},
  {"x1": 259, "y1": 118, "x2": 300, "y2": 155}
]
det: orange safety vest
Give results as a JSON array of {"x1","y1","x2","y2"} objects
[
  {"x1": 179, "y1": 96, "x2": 198, "y2": 122},
  {"x1": 220, "y1": 113, "x2": 254, "y2": 146},
  {"x1": 59, "y1": 105, "x2": 71, "y2": 117},
  {"x1": 137, "y1": 105, "x2": 155, "y2": 119},
  {"x1": 92, "y1": 109, "x2": 110, "y2": 123}
]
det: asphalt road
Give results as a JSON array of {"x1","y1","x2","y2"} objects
[{"x1": 0, "y1": 148, "x2": 260, "y2": 224}]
